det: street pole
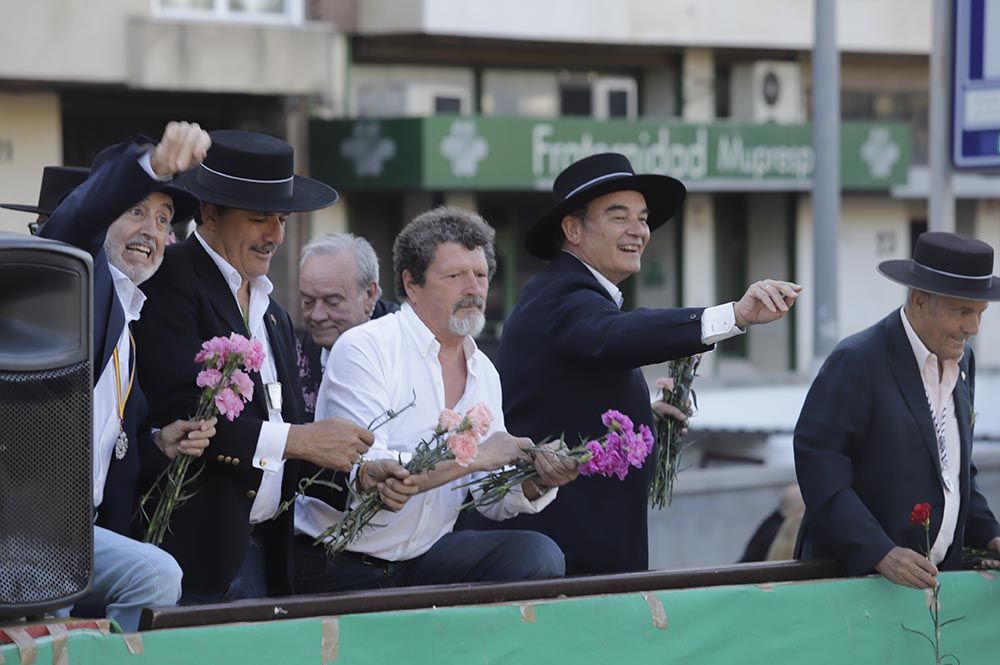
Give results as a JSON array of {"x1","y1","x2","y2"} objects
[
  {"x1": 929, "y1": 0, "x2": 955, "y2": 232},
  {"x1": 812, "y1": 0, "x2": 840, "y2": 364}
]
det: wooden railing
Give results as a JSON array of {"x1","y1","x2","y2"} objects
[{"x1": 140, "y1": 558, "x2": 839, "y2": 631}]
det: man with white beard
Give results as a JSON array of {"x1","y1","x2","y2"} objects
[{"x1": 293, "y1": 207, "x2": 578, "y2": 593}]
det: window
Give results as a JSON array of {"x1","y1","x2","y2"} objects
[
  {"x1": 154, "y1": 0, "x2": 304, "y2": 23},
  {"x1": 559, "y1": 85, "x2": 592, "y2": 117},
  {"x1": 434, "y1": 96, "x2": 463, "y2": 114}
]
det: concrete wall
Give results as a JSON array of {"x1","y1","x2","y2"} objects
[
  {"x1": 746, "y1": 194, "x2": 792, "y2": 372},
  {"x1": 0, "y1": 93, "x2": 62, "y2": 236},
  {"x1": 126, "y1": 18, "x2": 344, "y2": 97},
  {"x1": 975, "y1": 200, "x2": 1000, "y2": 370},
  {"x1": 359, "y1": 0, "x2": 931, "y2": 54}
]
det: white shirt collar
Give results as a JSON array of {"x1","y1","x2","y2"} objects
[
  {"x1": 193, "y1": 229, "x2": 274, "y2": 299},
  {"x1": 899, "y1": 305, "x2": 963, "y2": 373},
  {"x1": 108, "y1": 263, "x2": 146, "y2": 323},
  {"x1": 562, "y1": 249, "x2": 624, "y2": 309},
  {"x1": 399, "y1": 302, "x2": 479, "y2": 368}
]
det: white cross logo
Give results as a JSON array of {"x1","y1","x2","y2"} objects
[
  {"x1": 860, "y1": 127, "x2": 900, "y2": 179},
  {"x1": 439, "y1": 120, "x2": 489, "y2": 177},
  {"x1": 340, "y1": 122, "x2": 397, "y2": 176}
]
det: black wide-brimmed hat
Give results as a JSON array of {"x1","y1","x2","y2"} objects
[
  {"x1": 878, "y1": 232, "x2": 1000, "y2": 301},
  {"x1": 525, "y1": 152, "x2": 687, "y2": 260},
  {"x1": 1, "y1": 166, "x2": 90, "y2": 216},
  {"x1": 175, "y1": 130, "x2": 338, "y2": 214}
]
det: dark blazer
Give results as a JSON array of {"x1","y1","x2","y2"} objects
[
  {"x1": 133, "y1": 234, "x2": 307, "y2": 597},
  {"x1": 456, "y1": 251, "x2": 713, "y2": 574},
  {"x1": 794, "y1": 310, "x2": 1000, "y2": 575},
  {"x1": 297, "y1": 299, "x2": 399, "y2": 422},
  {"x1": 39, "y1": 140, "x2": 155, "y2": 536}
]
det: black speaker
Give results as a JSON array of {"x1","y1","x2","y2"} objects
[{"x1": 0, "y1": 232, "x2": 93, "y2": 618}]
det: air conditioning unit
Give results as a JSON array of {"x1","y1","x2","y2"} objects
[
  {"x1": 730, "y1": 61, "x2": 803, "y2": 123},
  {"x1": 356, "y1": 82, "x2": 471, "y2": 117}
]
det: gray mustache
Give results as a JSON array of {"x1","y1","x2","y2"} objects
[{"x1": 453, "y1": 296, "x2": 485, "y2": 313}]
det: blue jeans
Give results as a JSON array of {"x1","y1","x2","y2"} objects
[
  {"x1": 294, "y1": 530, "x2": 566, "y2": 594},
  {"x1": 68, "y1": 526, "x2": 183, "y2": 632}
]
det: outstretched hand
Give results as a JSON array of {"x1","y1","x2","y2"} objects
[
  {"x1": 734, "y1": 279, "x2": 802, "y2": 328},
  {"x1": 150, "y1": 121, "x2": 211, "y2": 177},
  {"x1": 156, "y1": 417, "x2": 217, "y2": 460}
]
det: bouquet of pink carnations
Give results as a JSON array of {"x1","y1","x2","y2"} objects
[
  {"x1": 140, "y1": 333, "x2": 263, "y2": 546},
  {"x1": 457, "y1": 409, "x2": 654, "y2": 510},
  {"x1": 649, "y1": 355, "x2": 701, "y2": 509},
  {"x1": 316, "y1": 402, "x2": 492, "y2": 556}
]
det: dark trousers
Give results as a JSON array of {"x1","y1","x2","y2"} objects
[
  {"x1": 181, "y1": 531, "x2": 268, "y2": 604},
  {"x1": 293, "y1": 529, "x2": 565, "y2": 594}
]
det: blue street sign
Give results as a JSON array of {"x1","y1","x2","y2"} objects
[{"x1": 954, "y1": 0, "x2": 1000, "y2": 168}]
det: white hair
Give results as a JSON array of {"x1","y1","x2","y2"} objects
[{"x1": 300, "y1": 233, "x2": 382, "y2": 298}]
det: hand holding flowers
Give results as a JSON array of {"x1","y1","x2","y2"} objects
[
  {"x1": 140, "y1": 333, "x2": 263, "y2": 546},
  {"x1": 650, "y1": 355, "x2": 701, "y2": 509}
]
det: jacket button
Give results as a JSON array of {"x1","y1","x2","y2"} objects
[
  {"x1": 689, "y1": 313, "x2": 698, "y2": 320},
  {"x1": 232, "y1": 457, "x2": 240, "y2": 465},
  {"x1": 246, "y1": 490, "x2": 257, "y2": 499},
  {"x1": 224, "y1": 456, "x2": 233, "y2": 464},
  {"x1": 216, "y1": 454, "x2": 225, "y2": 462}
]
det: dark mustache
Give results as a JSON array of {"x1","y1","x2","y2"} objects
[{"x1": 453, "y1": 296, "x2": 485, "y2": 313}]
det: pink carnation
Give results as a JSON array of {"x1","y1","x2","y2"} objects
[
  {"x1": 214, "y1": 387, "x2": 245, "y2": 421},
  {"x1": 196, "y1": 368, "x2": 222, "y2": 389},
  {"x1": 655, "y1": 377, "x2": 675, "y2": 392},
  {"x1": 195, "y1": 336, "x2": 230, "y2": 367},
  {"x1": 229, "y1": 369, "x2": 254, "y2": 399},
  {"x1": 465, "y1": 403, "x2": 493, "y2": 437},
  {"x1": 438, "y1": 409, "x2": 462, "y2": 432},
  {"x1": 447, "y1": 430, "x2": 479, "y2": 467},
  {"x1": 601, "y1": 409, "x2": 633, "y2": 434},
  {"x1": 244, "y1": 339, "x2": 265, "y2": 372}
]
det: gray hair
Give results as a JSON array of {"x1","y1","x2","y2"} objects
[
  {"x1": 300, "y1": 233, "x2": 382, "y2": 298},
  {"x1": 393, "y1": 206, "x2": 497, "y2": 301}
]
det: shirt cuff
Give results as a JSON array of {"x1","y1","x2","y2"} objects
[
  {"x1": 138, "y1": 149, "x2": 172, "y2": 182},
  {"x1": 701, "y1": 302, "x2": 745, "y2": 345},
  {"x1": 253, "y1": 421, "x2": 291, "y2": 473},
  {"x1": 507, "y1": 482, "x2": 558, "y2": 514}
]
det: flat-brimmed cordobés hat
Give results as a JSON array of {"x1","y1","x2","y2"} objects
[
  {"x1": 525, "y1": 152, "x2": 687, "y2": 260},
  {"x1": 175, "y1": 130, "x2": 338, "y2": 214},
  {"x1": 1, "y1": 166, "x2": 90, "y2": 216},
  {"x1": 878, "y1": 232, "x2": 1000, "y2": 301}
]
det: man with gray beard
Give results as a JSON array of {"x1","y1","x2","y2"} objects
[{"x1": 294, "y1": 207, "x2": 578, "y2": 593}]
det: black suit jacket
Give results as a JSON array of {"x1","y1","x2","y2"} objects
[
  {"x1": 133, "y1": 234, "x2": 307, "y2": 597},
  {"x1": 40, "y1": 140, "x2": 156, "y2": 536},
  {"x1": 297, "y1": 299, "x2": 399, "y2": 422},
  {"x1": 794, "y1": 310, "x2": 1000, "y2": 575},
  {"x1": 456, "y1": 251, "x2": 713, "y2": 574}
]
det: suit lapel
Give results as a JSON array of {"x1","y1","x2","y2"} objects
[
  {"x1": 184, "y1": 236, "x2": 250, "y2": 337},
  {"x1": 885, "y1": 311, "x2": 943, "y2": 478},
  {"x1": 953, "y1": 357, "x2": 973, "y2": 484}
]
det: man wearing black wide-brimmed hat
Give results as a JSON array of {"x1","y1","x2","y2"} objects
[
  {"x1": 456, "y1": 152, "x2": 801, "y2": 575},
  {"x1": 1, "y1": 165, "x2": 90, "y2": 234},
  {"x1": 133, "y1": 130, "x2": 375, "y2": 602},
  {"x1": 795, "y1": 232, "x2": 1000, "y2": 588}
]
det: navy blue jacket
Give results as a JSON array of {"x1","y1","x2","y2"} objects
[
  {"x1": 457, "y1": 251, "x2": 713, "y2": 574},
  {"x1": 40, "y1": 140, "x2": 157, "y2": 536},
  {"x1": 794, "y1": 310, "x2": 1000, "y2": 575}
]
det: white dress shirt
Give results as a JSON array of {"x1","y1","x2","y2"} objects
[
  {"x1": 297, "y1": 303, "x2": 556, "y2": 561},
  {"x1": 92, "y1": 265, "x2": 146, "y2": 509},
  {"x1": 562, "y1": 250, "x2": 744, "y2": 345},
  {"x1": 900, "y1": 307, "x2": 961, "y2": 564},
  {"x1": 193, "y1": 231, "x2": 290, "y2": 523}
]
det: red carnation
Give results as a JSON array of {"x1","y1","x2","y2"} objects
[{"x1": 910, "y1": 502, "x2": 931, "y2": 526}]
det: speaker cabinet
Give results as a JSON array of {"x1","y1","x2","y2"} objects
[{"x1": 0, "y1": 233, "x2": 93, "y2": 618}]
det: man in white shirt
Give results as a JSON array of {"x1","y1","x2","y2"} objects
[
  {"x1": 795, "y1": 232, "x2": 1000, "y2": 587},
  {"x1": 457, "y1": 152, "x2": 801, "y2": 575},
  {"x1": 295, "y1": 207, "x2": 577, "y2": 593},
  {"x1": 134, "y1": 130, "x2": 374, "y2": 602},
  {"x1": 40, "y1": 122, "x2": 218, "y2": 631}
]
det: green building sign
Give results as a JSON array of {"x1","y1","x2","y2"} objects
[{"x1": 311, "y1": 116, "x2": 910, "y2": 191}]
